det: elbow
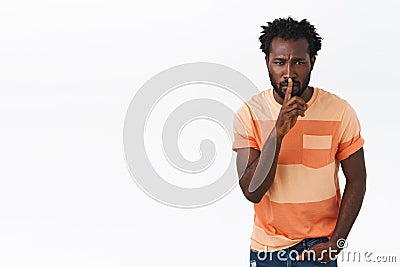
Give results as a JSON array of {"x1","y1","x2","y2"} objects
[
  {"x1": 239, "y1": 179, "x2": 261, "y2": 203},
  {"x1": 239, "y1": 175, "x2": 267, "y2": 203},
  {"x1": 249, "y1": 196, "x2": 262, "y2": 204},
  {"x1": 362, "y1": 178, "x2": 367, "y2": 195},
  {"x1": 243, "y1": 191, "x2": 262, "y2": 204}
]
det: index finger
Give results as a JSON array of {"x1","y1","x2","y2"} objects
[{"x1": 283, "y1": 78, "x2": 293, "y2": 104}]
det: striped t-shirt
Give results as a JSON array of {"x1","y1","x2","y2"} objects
[{"x1": 232, "y1": 87, "x2": 364, "y2": 252}]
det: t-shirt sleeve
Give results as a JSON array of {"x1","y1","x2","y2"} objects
[
  {"x1": 336, "y1": 102, "x2": 364, "y2": 161},
  {"x1": 232, "y1": 103, "x2": 260, "y2": 152}
]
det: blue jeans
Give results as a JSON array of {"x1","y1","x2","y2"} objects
[{"x1": 250, "y1": 237, "x2": 338, "y2": 266}]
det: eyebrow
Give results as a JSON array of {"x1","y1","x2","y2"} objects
[{"x1": 272, "y1": 57, "x2": 306, "y2": 61}]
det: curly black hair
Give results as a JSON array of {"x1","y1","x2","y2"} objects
[{"x1": 259, "y1": 17, "x2": 322, "y2": 58}]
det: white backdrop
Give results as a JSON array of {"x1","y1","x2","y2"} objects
[{"x1": 0, "y1": 0, "x2": 399, "y2": 266}]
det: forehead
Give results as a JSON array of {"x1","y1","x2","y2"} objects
[{"x1": 270, "y1": 37, "x2": 310, "y2": 57}]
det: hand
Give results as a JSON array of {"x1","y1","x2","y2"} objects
[
  {"x1": 297, "y1": 240, "x2": 341, "y2": 263},
  {"x1": 275, "y1": 78, "x2": 308, "y2": 138}
]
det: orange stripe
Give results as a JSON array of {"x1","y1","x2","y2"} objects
[
  {"x1": 254, "y1": 195, "x2": 339, "y2": 239},
  {"x1": 302, "y1": 149, "x2": 332, "y2": 169},
  {"x1": 255, "y1": 120, "x2": 341, "y2": 168},
  {"x1": 232, "y1": 133, "x2": 259, "y2": 151},
  {"x1": 235, "y1": 120, "x2": 341, "y2": 168},
  {"x1": 336, "y1": 132, "x2": 364, "y2": 161},
  {"x1": 250, "y1": 224, "x2": 302, "y2": 251},
  {"x1": 235, "y1": 117, "x2": 361, "y2": 166}
]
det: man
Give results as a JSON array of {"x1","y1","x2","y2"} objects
[{"x1": 232, "y1": 17, "x2": 366, "y2": 266}]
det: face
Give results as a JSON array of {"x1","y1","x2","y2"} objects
[{"x1": 266, "y1": 37, "x2": 315, "y2": 100}]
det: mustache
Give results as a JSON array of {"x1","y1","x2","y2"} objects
[{"x1": 280, "y1": 80, "x2": 300, "y2": 87}]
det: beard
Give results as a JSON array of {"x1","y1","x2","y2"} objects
[{"x1": 269, "y1": 71, "x2": 311, "y2": 99}]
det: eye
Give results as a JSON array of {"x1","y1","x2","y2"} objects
[
  {"x1": 295, "y1": 61, "x2": 305, "y2": 65},
  {"x1": 274, "y1": 62, "x2": 284, "y2": 65}
]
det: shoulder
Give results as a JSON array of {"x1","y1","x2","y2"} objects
[
  {"x1": 315, "y1": 88, "x2": 353, "y2": 114},
  {"x1": 236, "y1": 89, "x2": 273, "y2": 120},
  {"x1": 316, "y1": 88, "x2": 348, "y2": 105},
  {"x1": 247, "y1": 89, "x2": 271, "y2": 107},
  {"x1": 306, "y1": 87, "x2": 359, "y2": 122}
]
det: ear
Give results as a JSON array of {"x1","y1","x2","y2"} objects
[
  {"x1": 310, "y1": 56, "x2": 316, "y2": 70},
  {"x1": 265, "y1": 55, "x2": 269, "y2": 66}
]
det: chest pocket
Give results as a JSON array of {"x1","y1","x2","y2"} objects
[{"x1": 302, "y1": 135, "x2": 333, "y2": 169}]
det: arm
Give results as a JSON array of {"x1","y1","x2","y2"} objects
[
  {"x1": 236, "y1": 127, "x2": 283, "y2": 203},
  {"x1": 236, "y1": 78, "x2": 307, "y2": 203},
  {"x1": 332, "y1": 147, "x2": 367, "y2": 242}
]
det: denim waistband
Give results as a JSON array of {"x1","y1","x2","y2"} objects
[{"x1": 290, "y1": 237, "x2": 329, "y2": 251}]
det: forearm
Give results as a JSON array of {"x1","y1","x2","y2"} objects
[
  {"x1": 331, "y1": 178, "x2": 366, "y2": 243},
  {"x1": 239, "y1": 126, "x2": 283, "y2": 203}
]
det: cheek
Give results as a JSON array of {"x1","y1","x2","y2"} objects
[
  {"x1": 269, "y1": 67, "x2": 284, "y2": 79},
  {"x1": 269, "y1": 73, "x2": 280, "y2": 85},
  {"x1": 298, "y1": 69, "x2": 311, "y2": 82}
]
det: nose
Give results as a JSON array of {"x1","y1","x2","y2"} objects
[{"x1": 283, "y1": 63, "x2": 296, "y2": 80}]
